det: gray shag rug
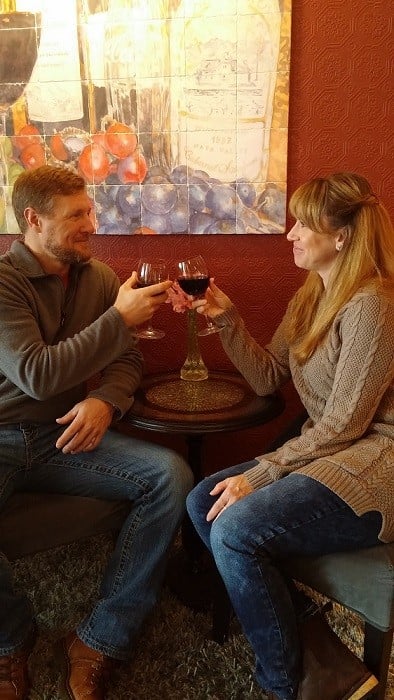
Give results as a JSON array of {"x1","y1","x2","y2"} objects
[{"x1": 10, "y1": 534, "x2": 394, "y2": 700}]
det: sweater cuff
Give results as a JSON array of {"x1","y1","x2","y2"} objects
[
  {"x1": 244, "y1": 459, "x2": 283, "y2": 490},
  {"x1": 88, "y1": 390, "x2": 134, "y2": 420},
  {"x1": 214, "y1": 305, "x2": 241, "y2": 328}
]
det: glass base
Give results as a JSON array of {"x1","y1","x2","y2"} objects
[
  {"x1": 137, "y1": 327, "x2": 165, "y2": 340},
  {"x1": 180, "y1": 366, "x2": 209, "y2": 381},
  {"x1": 198, "y1": 324, "x2": 221, "y2": 336}
]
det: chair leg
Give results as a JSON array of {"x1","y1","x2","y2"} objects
[
  {"x1": 363, "y1": 623, "x2": 393, "y2": 700},
  {"x1": 211, "y1": 573, "x2": 233, "y2": 644}
]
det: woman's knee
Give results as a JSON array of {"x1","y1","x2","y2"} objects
[{"x1": 209, "y1": 507, "x2": 242, "y2": 555}]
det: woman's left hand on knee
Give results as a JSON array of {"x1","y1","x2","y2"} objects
[{"x1": 207, "y1": 475, "x2": 253, "y2": 522}]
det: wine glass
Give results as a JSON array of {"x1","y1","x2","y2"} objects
[
  {"x1": 136, "y1": 259, "x2": 168, "y2": 340},
  {"x1": 0, "y1": 12, "x2": 41, "y2": 136},
  {"x1": 176, "y1": 255, "x2": 220, "y2": 336}
]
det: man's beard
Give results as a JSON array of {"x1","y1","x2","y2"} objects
[{"x1": 45, "y1": 240, "x2": 92, "y2": 265}]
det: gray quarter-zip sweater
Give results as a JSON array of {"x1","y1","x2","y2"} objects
[{"x1": 0, "y1": 240, "x2": 143, "y2": 423}]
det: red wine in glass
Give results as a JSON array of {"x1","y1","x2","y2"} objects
[
  {"x1": 136, "y1": 259, "x2": 168, "y2": 339},
  {"x1": 176, "y1": 255, "x2": 220, "y2": 336},
  {"x1": 177, "y1": 275, "x2": 209, "y2": 297}
]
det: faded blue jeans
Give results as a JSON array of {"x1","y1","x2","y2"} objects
[
  {"x1": 186, "y1": 462, "x2": 382, "y2": 700},
  {"x1": 0, "y1": 423, "x2": 193, "y2": 660}
]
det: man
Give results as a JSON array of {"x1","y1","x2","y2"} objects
[{"x1": 0, "y1": 166, "x2": 193, "y2": 699}]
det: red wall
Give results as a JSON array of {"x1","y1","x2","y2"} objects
[{"x1": 1, "y1": 0, "x2": 392, "y2": 474}]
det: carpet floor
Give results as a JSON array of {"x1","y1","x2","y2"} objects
[{"x1": 10, "y1": 534, "x2": 394, "y2": 700}]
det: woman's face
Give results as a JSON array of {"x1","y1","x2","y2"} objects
[{"x1": 287, "y1": 219, "x2": 343, "y2": 287}]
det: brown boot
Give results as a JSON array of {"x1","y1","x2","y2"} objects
[
  {"x1": 57, "y1": 631, "x2": 112, "y2": 700},
  {"x1": 0, "y1": 633, "x2": 35, "y2": 700},
  {"x1": 297, "y1": 613, "x2": 378, "y2": 700}
]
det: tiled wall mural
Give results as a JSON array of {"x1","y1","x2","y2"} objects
[{"x1": 0, "y1": 0, "x2": 291, "y2": 235}]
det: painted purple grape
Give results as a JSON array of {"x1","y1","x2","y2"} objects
[
  {"x1": 93, "y1": 187, "x2": 111, "y2": 209},
  {"x1": 257, "y1": 184, "x2": 286, "y2": 226},
  {"x1": 141, "y1": 209, "x2": 170, "y2": 233},
  {"x1": 97, "y1": 204, "x2": 131, "y2": 234},
  {"x1": 231, "y1": 178, "x2": 256, "y2": 208},
  {"x1": 144, "y1": 174, "x2": 171, "y2": 184},
  {"x1": 189, "y1": 212, "x2": 215, "y2": 234},
  {"x1": 205, "y1": 184, "x2": 237, "y2": 220},
  {"x1": 169, "y1": 201, "x2": 189, "y2": 233},
  {"x1": 170, "y1": 165, "x2": 190, "y2": 184},
  {"x1": 117, "y1": 185, "x2": 141, "y2": 218},
  {"x1": 188, "y1": 176, "x2": 210, "y2": 212},
  {"x1": 141, "y1": 183, "x2": 177, "y2": 215}
]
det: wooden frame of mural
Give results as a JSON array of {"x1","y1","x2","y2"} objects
[{"x1": 0, "y1": 0, "x2": 291, "y2": 235}]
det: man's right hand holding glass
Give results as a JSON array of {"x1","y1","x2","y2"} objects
[{"x1": 114, "y1": 271, "x2": 172, "y2": 328}]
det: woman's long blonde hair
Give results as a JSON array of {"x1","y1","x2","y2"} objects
[{"x1": 287, "y1": 172, "x2": 394, "y2": 362}]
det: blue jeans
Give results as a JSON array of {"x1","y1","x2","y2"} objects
[
  {"x1": 0, "y1": 423, "x2": 193, "y2": 660},
  {"x1": 186, "y1": 462, "x2": 382, "y2": 700}
]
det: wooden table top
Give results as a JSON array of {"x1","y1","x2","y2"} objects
[{"x1": 122, "y1": 371, "x2": 284, "y2": 436}]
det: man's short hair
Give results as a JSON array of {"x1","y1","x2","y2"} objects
[{"x1": 12, "y1": 165, "x2": 87, "y2": 234}]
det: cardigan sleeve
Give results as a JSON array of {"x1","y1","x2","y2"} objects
[{"x1": 217, "y1": 303, "x2": 292, "y2": 395}]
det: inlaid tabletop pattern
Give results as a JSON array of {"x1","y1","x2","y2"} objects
[{"x1": 146, "y1": 378, "x2": 245, "y2": 413}]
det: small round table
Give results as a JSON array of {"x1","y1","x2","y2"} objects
[{"x1": 122, "y1": 370, "x2": 284, "y2": 483}]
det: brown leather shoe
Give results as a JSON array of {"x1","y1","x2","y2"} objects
[
  {"x1": 57, "y1": 631, "x2": 112, "y2": 700},
  {"x1": 0, "y1": 632, "x2": 35, "y2": 700}
]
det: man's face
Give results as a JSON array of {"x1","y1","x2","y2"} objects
[{"x1": 38, "y1": 191, "x2": 95, "y2": 265}]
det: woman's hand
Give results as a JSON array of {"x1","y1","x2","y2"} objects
[
  {"x1": 193, "y1": 279, "x2": 233, "y2": 319},
  {"x1": 206, "y1": 474, "x2": 253, "y2": 522}
]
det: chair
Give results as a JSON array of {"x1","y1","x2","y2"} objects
[
  {"x1": 283, "y1": 546, "x2": 394, "y2": 700},
  {"x1": 211, "y1": 543, "x2": 394, "y2": 700},
  {"x1": 0, "y1": 492, "x2": 129, "y2": 560},
  {"x1": 210, "y1": 415, "x2": 394, "y2": 700}
]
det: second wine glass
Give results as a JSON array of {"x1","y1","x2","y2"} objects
[
  {"x1": 136, "y1": 259, "x2": 168, "y2": 340},
  {"x1": 176, "y1": 255, "x2": 220, "y2": 336}
]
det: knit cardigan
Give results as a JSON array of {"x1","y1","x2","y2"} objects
[{"x1": 216, "y1": 288, "x2": 394, "y2": 542}]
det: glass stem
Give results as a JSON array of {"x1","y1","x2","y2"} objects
[{"x1": 180, "y1": 308, "x2": 208, "y2": 381}]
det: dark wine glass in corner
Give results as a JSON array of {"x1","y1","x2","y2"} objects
[
  {"x1": 0, "y1": 11, "x2": 41, "y2": 136},
  {"x1": 135, "y1": 259, "x2": 168, "y2": 340},
  {"x1": 176, "y1": 255, "x2": 220, "y2": 336}
]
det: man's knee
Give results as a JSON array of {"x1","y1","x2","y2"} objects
[{"x1": 157, "y1": 448, "x2": 193, "y2": 499}]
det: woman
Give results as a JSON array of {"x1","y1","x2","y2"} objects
[{"x1": 187, "y1": 173, "x2": 394, "y2": 700}]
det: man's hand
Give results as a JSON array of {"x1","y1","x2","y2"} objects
[
  {"x1": 55, "y1": 398, "x2": 114, "y2": 454},
  {"x1": 206, "y1": 474, "x2": 253, "y2": 522},
  {"x1": 114, "y1": 271, "x2": 173, "y2": 328}
]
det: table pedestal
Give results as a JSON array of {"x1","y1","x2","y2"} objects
[{"x1": 120, "y1": 371, "x2": 284, "y2": 562}]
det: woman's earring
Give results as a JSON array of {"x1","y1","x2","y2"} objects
[{"x1": 336, "y1": 242, "x2": 343, "y2": 251}]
